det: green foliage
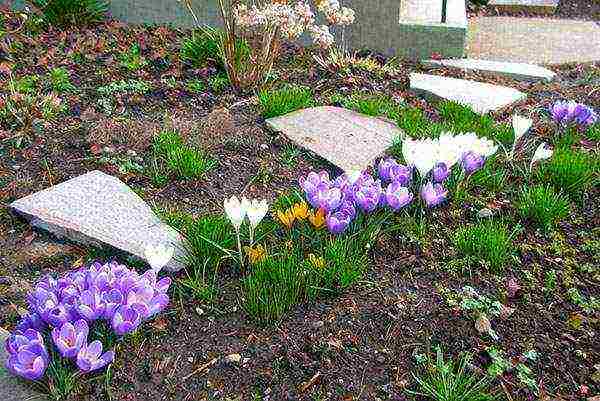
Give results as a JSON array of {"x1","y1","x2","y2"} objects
[
  {"x1": 453, "y1": 220, "x2": 513, "y2": 272},
  {"x1": 208, "y1": 73, "x2": 230, "y2": 94},
  {"x1": 411, "y1": 348, "x2": 497, "y2": 401},
  {"x1": 32, "y1": 0, "x2": 109, "y2": 27},
  {"x1": 536, "y1": 148, "x2": 596, "y2": 200},
  {"x1": 97, "y1": 79, "x2": 151, "y2": 96},
  {"x1": 469, "y1": 155, "x2": 507, "y2": 194},
  {"x1": 586, "y1": 124, "x2": 600, "y2": 141},
  {"x1": 119, "y1": 44, "x2": 147, "y2": 72},
  {"x1": 14, "y1": 74, "x2": 39, "y2": 94},
  {"x1": 181, "y1": 27, "x2": 222, "y2": 68},
  {"x1": 437, "y1": 101, "x2": 513, "y2": 145},
  {"x1": 178, "y1": 214, "x2": 235, "y2": 302},
  {"x1": 49, "y1": 67, "x2": 75, "y2": 93},
  {"x1": 259, "y1": 85, "x2": 314, "y2": 118},
  {"x1": 553, "y1": 125, "x2": 580, "y2": 149},
  {"x1": 335, "y1": 93, "x2": 399, "y2": 118},
  {"x1": 152, "y1": 130, "x2": 216, "y2": 180},
  {"x1": 186, "y1": 79, "x2": 206, "y2": 94},
  {"x1": 242, "y1": 202, "x2": 384, "y2": 324},
  {"x1": 517, "y1": 185, "x2": 570, "y2": 232}
]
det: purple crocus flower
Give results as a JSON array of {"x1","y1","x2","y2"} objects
[
  {"x1": 5, "y1": 330, "x2": 48, "y2": 381},
  {"x1": 5, "y1": 329, "x2": 44, "y2": 355},
  {"x1": 432, "y1": 162, "x2": 450, "y2": 183},
  {"x1": 461, "y1": 151, "x2": 485, "y2": 175},
  {"x1": 379, "y1": 158, "x2": 412, "y2": 186},
  {"x1": 326, "y1": 210, "x2": 353, "y2": 235},
  {"x1": 421, "y1": 182, "x2": 448, "y2": 208},
  {"x1": 385, "y1": 182, "x2": 414, "y2": 211},
  {"x1": 76, "y1": 340, "x2": 114, "y2": 372},
  {"x1": 77, "y1": 289, "x2": 106, "y2": 321},
  {"x1": 111, "y1": 304, "x2": 142, "y2": 336},
  {"x1": 51, "y1": 320, "x2": 89, "y2": 359},
  {"x1": 299, "y1": 171, "x2": 330, "y2": 196},
  {"x1": 354, "y1": 181, "x2": 382, "y2": 213},
  {"x1": 550, "y1": 100, "x2": 598, "y2": 128},
  {"x1": 16, "y1": 313, "x2": 46, "y2": 333},
  {"x1": 311, "y1": 186, "x2": 342, "y2": 212},
  {"x1": 102, "y1": 289, "x2": 124, "y2": 321},
  {"x1": 6, "y1": 342, "x2": 48, "y2": 381}
]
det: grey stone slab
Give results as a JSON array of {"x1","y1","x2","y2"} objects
[
  {"x1": 0, "y1": 328, "x2": 47, "y2": 401},
  {"x1": 410, "y1": 73, "x2": 527, "y2": 114},
  {"x1": 423, "y1": 58, "x2": 556, "y2": 82},
  {"x1": 266, "y1": 106, "x2": 403, "y2": 173},
  {"x1": 468, "y1": 17, "x2": 600, "y2": 65},
  {"x1": 488, "y1": 0, "x2": 559, "y2": 14},
  {"x1": 10, "y1": 171, "x2": 184, "y2": 272}
]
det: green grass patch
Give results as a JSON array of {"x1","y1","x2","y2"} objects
[
  {"x1": 453, "y1": 220, "x2": 513, "y2": 272},
  {"x1": 259, "y1": 85, "x2": 314, "y2": 119},
  {"x1": 152, "y1": 130, "x2": 216, "y2": 180},
  {"x1": 517, "y1": 185, "x2": 570, "y2": 232},
  {"x1": 437, "y1": 101, "x2": 512, "y2": 145},
  {"x1": 536, "y1": 147, "x2": 597, "y2": 201}
]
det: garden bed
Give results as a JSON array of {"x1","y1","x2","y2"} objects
[{"x1": 1, "y1": 10, "x2": 599, "y2": 401}]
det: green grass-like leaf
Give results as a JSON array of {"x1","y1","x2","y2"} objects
[
  {"x1": 517, "y1": 185, "x2": 570, "y2": 232},
  {"x1": 259, "y1": 85, "x2": 314, "y2": 118},
  {"x1": 453, "y1": 220, "x2": 513, "y2": 272}
]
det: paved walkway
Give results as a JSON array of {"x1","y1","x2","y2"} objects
[{"x1": 468, "y1": 17, "x2": 600, "y2": 64}]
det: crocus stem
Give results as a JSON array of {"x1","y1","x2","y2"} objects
[
  {"x1": 236, "y1": 230, "x2": 244, "y2": 269},
  {"x1": 249, "y1": 227, "x2": 254, "y2": 247}
]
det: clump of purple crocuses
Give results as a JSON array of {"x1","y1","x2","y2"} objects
[
  {"x1": 550, "y1": 100, "x2": 598, "y2": 129},
  {"x1": 5, "y1": 260, "x2": 171, "y2": 381}
]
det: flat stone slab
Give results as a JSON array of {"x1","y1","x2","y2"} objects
[
  {"x1": 410, "y1": 73, "x2": 526, "y2": 114},
  {"x1": 488, "y1": 0, "x2": 559, "y2": 14},
  {"x1": 468, "y1": 17, "x2": 600, "y2": 64},
  {"x1": 266, "y1": 106, "x2": 402, "y2": 172},
  {"x1": 10, "y1": 171, "x2": 185, "y2": 272},
  {"x1": 423, "y1": 58, "x2": 556, "y2": 82},
  {"x1": 0, "y1": 328, "x2": 47, "y2": 401}
]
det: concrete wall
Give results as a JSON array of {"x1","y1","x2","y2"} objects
[{"x1": 10, "y1": 0, "x2": 467, "y2": 60}]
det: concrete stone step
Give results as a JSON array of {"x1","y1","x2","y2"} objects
[
  {"x1": 423, "y1": 58, "x2": 556, "y2": 82},
  {"x1": 410, "y1": 73, "x2": 526, "y2": 114},
  {"x1": 488, "y1": 0, "x2": 559, "y2": 15}
]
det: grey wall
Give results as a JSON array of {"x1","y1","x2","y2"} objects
[{"x1": 108, "y1": 0, "x2": 221, "y2": 26}]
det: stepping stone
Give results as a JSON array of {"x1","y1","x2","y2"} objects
[
  {"x1": 468, "y1": 17, "x2": 600, "y2": 64},
  {"x1": 265, "y1": 106, "x2": 403, "y2": 172},
  {"x1": 410, "y1": 73, "x2": 526, "y2": 114},
  {"x1": 423, "y1": 58, "x2": 556, "y2": 82},
  {"x1": 488, "y1": 0, "x2": 559, "y2": 15},
  {"x1": 0, "y1": 328, "x2": 47, "y2": 401},
  {"x1": 10, "y1": 171, "x2": 184, "y2": 272}
]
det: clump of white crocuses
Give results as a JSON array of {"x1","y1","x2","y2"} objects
[
  {"x1": 224, "y1": 196, "x2": 269, "y2": 267},
  {"x1": 529, "y1": 142, "x2": 553, "y2": 172}
]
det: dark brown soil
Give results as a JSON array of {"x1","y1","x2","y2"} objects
[{"x1": 1, "y1": 13, "x2": 599, "y2": 401}]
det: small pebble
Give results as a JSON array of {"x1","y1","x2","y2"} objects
[{"x1": 477, "y1": 208, "x2": 493, "y2": 218}]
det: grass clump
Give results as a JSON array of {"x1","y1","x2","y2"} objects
[
  {"x1": 181, "y1": 27, "x2": 222, "y2": 68},
  {"x1": 536, "y1": 147, "x2": 597, "y2": 201},
  {"x1": 259, "y1": 85, "x2": 314, "y2": 118},
  {"x1": 437, "y1": 101, "x2": 513, "y2": 145},
  {"x1": 32, "y1": 0, "x2": 109, "y2": 27},
  {"x1": 453, "y1": 220, "x2": 513, "y2": 272},
  {"x1": 411, "y1": 348, "x2": 497, "y2": 401},
  {"x1": 335, "y1": 93, "x2": 399, "y2": 118},
  {"x1": 517, "y1": 185, "x2": 570, "y2": 232},
  {"x1": 49, "y1": 67, "x2": 76, "y2": 93},
  {"x1": 152, "y1": 130, "x2": 216, "y2": 180}
]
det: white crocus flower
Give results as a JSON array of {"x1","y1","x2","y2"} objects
[
  {"x1": 224, "y1": 196, "x2": 248, "y2": 231},
  {"x1": 437, "y1": 132, "x2": 461, "y2": 167},
  {"x1": 346, "y1": 170, "x2": 362, "y2": 185},
  {"x1": 402, "y1": 138, "x2": 416, "y2": 166},
  {"x1": 530, "y1": 142, "x2": 553, "y2": 171},
  {"x1": 512, "y1": 115, "x2": 532, "y2": 144},
  {"x1": 144, "y1": 243, "x2": 174, "y2": 271},
  {"x1": 247, "y1": 199, "x2": 269, "y2": 229}
]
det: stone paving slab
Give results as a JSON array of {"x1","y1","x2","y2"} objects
[
  {"x1": 0, "y1": 328, "x2": 47, "y2": 401},
  {"x1": 410, "y1": 73, "x2": 526, "y2": 114},
  {"x1": 468, "y1": 17, "x2": 600, "y2": 65},
  {"x1": 423, "y1": 58, "x2": 556, "y2": 82},
  {"x1": 10, "y1": 171, "x2": 185, "y2": 272},
  {"x1": 488, "y1": 0, "x2": 559, "y2": 14},
  {"x1": 265, "y1": 106, "x2": 403, "y2": 173}
]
